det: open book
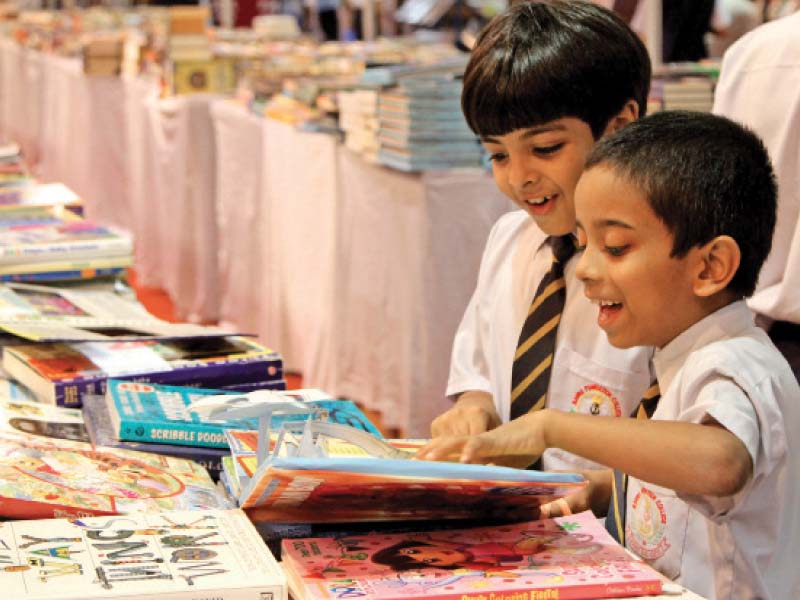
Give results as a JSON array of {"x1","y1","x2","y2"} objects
[
  {"x1": 190, "y1": 391, "x2": 586, "y2": 523},
  {"x1": 0, "y1": 282, "x2": 239, "y2": 342}
]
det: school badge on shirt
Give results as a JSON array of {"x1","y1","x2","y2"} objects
[
  {"x1": 571, "y1": 383, "x2": 622, "y2": 416},
  {"x1": 626, "y1": 486, "x2": 671, "y2": 561}
]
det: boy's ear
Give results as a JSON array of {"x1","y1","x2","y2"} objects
[
  {"x1": 603, "y1": 100, "x2": 639, "y2": 136},
  {"x1": 692, "y1": 236, "x2": 741, "y2": 297}
]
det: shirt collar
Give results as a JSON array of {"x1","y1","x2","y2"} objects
[{"x1": 653, "y1": 300, "x2": 755, "y2": 394}]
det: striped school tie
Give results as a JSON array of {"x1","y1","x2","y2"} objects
[
  {"x1": 510, "y1": 234, "x2": 577, "y2": 420},
  {"x1": 605, "y1": 381, "x2": 661, "y2": 544}
]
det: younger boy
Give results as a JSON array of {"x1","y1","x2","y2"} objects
[
  {"x1": 434, "y1": 0, "x2": 654, "y2": 471},
  {"x1": 417, "y1": 111, "x2": 800, "y2": 599}
]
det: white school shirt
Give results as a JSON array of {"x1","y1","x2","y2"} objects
[
  {"x1": 447, "y1": 210, "x2": 653, "y2": 471},
  {"x1": 713, "y1": 12, "x2": 800, "y2": 325},
  {"x1": 625, "y1": 301, "x2": 800, "y2": 600}
]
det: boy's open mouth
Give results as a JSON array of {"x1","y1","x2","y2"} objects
[
  {"x1": 524, "y1": 193, "x2": 557, "y2": 214},
  {"x1": 592, "y1": 299, "x2": 623, "y2": 327}
]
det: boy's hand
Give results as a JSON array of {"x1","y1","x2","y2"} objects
[
  {"x1": 430, "y1": 390, "x2": 501, "y2": 437},
  {"x1": 539, "y1": 469, "x2": 613, "y2": 518},
  {"x1": 418, "y1": 410, "x2": 547, "y2": 466}
]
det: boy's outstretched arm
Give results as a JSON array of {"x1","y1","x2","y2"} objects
[
  {"x1": 430, "y1": 390, "x2": 501, "y2": 437},
  {"x1": 417, "y1": 410, "x2": 753, "y2": 498}
]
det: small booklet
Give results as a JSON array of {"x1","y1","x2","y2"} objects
[{"x1": 190, "y1": 393, "x2": 586, "y2": 524}]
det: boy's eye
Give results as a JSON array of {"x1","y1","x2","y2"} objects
[
  {"x1": 488, "y1": 152, "x2": 508, "y2": 163},
  {"x1": 605, "y1": 245, "x2": 629, "y2": 257},
  {"x1": 533, "y1": 143, "x2": 564, "y2": 156}
]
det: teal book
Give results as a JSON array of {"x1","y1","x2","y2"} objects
[{"x1": 105, "y1": 380, "x2": 383, "y2": 448}]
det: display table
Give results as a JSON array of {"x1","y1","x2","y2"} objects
[{"x1": 1, "y1": 38, "x2": 515, "y2": 436}]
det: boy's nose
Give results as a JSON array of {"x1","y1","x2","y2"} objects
[
  {"x1": 574, "y1": 246, "x2": 595, "y2": 283},
  {"x1": 507, "y1": 159, "x2": 540, "y2": 192}
]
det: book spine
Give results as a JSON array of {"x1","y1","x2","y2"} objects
[
  {"x1": 116, "y1": 416, "x2": 231, "y2": 448},
  {"x1": 0, "y1": 266, "x2": 127, "y2": 282},
  {"x1": 54, "y1": 358, "x2": 284, "y2": 407},
  {"x1": 0, "y1": 235, "x2": 132, "y2": 264}
]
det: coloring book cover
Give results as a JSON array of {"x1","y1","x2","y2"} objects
[
  {"x1": 0, "y1": 430, "x2": 231, "y2": 519},
  {"x1": 282, "y1": 510, "x2": 663, "y2": 600},
  {"x1": 0, "y1": 508, "x2": 286, "y2": 599}
]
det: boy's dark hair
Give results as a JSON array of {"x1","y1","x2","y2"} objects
[
  {"x1": 585, "y1": 110, "x2": 777, "y2": 297},
  {"x1": 462, "y1": 0, "x2": 651, "y2": 138}
]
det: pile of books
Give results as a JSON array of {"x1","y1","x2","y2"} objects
[
  {"x1": 0, "y1": 204, "x2": 133, "y2": 282},
  {"x1": 168, "y1": 6, "x2": 235, "y2": 95},
  {"x1": 377, "y1": 78, "x2": 483, "y2": 172},
  {"x1": 338, "y1": 89, "x2": 380, "y2": 162},
  {"x1": 82, "y1": 32, "x2": 125, "y2": 77},
  {"x1": 0, "y1": 140, "x2": 31, "y2": 200}
]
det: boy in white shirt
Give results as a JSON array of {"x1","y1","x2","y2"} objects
[
  {"x1": 418, "y1": 111, "x2": 800, "y2": 599},
  {"x1": 434, "y1": 1, "x2": 654, "y2": 472}
]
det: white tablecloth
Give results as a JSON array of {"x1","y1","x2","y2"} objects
[
  {"x1": 211, "y1": 101, "x2": 512, "y2": 435},
  {"x1": 132, "y1": 94, "x2": 222, "y2": 323},
  {"x1": 2, "y1": 40, "x2": 515, "y2": 436}
]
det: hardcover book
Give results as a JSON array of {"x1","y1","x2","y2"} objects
[
  {"x1": 2, "y1": 336, "x2": 284, "y2": 407},
  {"x1": 105, "y1": 382, "x2": 382, "y2": 449},
  {"x1": 282, "y1": 510, "x2": 664, "y2": 600},
  {"x1": 81, "y1": 393, "x2": 230, "y2": 482},
  {"x1": 0, "y1": 429, "x2": 231, "y2": 519},
  {"x1": 0, "y1": 508, "x2": 287, "y2": 600}
]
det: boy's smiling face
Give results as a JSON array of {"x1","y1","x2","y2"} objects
[
  {"x1": 574, "y1": 165, "x2": 705, "y2": 349},
  {"x1": 481, "y1": 117, "x2": 597, "y2": 236}
]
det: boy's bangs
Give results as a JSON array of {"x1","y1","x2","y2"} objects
[{"x1": 464, "y1": 87, "x2": 568, "y2": 137}]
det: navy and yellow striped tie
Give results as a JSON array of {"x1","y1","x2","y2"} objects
[
  {"x1": 510, "y1": 235, "x2": 576, "y2": 420},
  {"x1": 606, "y1": 381, "x2": 661, "y2": 544}
]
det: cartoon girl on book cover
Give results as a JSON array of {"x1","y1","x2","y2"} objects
[{"x1": 368, "y1": 522, "x2": 601, "y2": 574}]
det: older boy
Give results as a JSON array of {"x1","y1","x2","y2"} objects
[
  {"x1": 433, "y1": 0, "x2": 654, "y2": 471},
  {"x1": 418, "y1": 111, "x2": 800, "y2": 599}
]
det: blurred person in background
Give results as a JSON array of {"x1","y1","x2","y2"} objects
[{"x1": 713, "y1": 9, "x2": 800, "y2": 380}]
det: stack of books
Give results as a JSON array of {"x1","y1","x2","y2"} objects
[
  {"x1": 82, "y1": 33, "x2": 124, "y2": 77},
  {"x1": 338, "y1": 89, "x2": 380, "y2": 162},
  {"x1": 82, "y1": 382, "x2": 381, "y2": 483},
  {"x1": 651, "y1": 76, "x2": 716, "y2": 112},
  {"x1": 377, "y1": 78, "x2": 483, "y2": 172},
  {"x1": 0, "y1": 140, "x2": 31, "y2": 200},
  {"x1": 168, "y1": 6, "x2": 235, "y2": 95},
  {"x1": 0, "y1": 204, "x2": 133, "y2": 282}
]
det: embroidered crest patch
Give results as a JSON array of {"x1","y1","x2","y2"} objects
[{"x1": 571, "y1": 383, "x2": 622, "y2": 416}]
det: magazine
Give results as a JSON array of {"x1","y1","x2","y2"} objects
[
  {"x1": 282, "y1": 510, "x2": 666, "y2": 600},
  {"x1": 0, "y1": 282, "x2": 237, "y2": 342},
  {"x1": 0, "y1": 508, "x2": 286, "y2": 599}
]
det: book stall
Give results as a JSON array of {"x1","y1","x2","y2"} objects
[{"x1": 5, "y1": 1, "x2": 795, "y2": 598}]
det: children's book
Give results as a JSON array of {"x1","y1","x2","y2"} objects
[
  {"x1": 197, "y1": 400, "x2": 585, "y2": 524},
  {"x1": 0, "y1": 259, "x2": 130, "y2": 283},
  {"x1": 0, "y1": 396, "x2": 89, "y2": 442},
  {"x1": 282, "y1": 510, "x2": 665, "y2": 600},
  {"x1": 0, "y1": 508, "x2": 287, "y2": 600},
  {"x1": 0, "y1": 282, "x2": 237, "y2": 342},
  {"x1": 105, "y1": 382, "x2": 383, "y2": 449},
  {"x1": 2, "y1": 336, "x2": 284, "y2": 407},
  {"x1": 0, "y1": 218, "x2": 132, "y2": 265},
  {"x1": 0, "y1": 429, "x2": 232, "y2": 519},
  {"x1": 81, "y1": 393, "x2": 230, "y2": 482}
]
